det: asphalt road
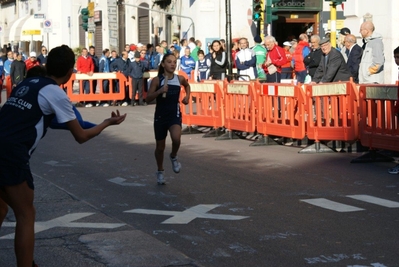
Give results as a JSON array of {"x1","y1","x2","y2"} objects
[{"x1": 1, "y1": 102, "x2": 399, "y2": 267}]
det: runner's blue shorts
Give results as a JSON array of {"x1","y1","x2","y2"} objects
[
  {"x1": 0, "y1": 165, "x2": 34, "y2": 190},
  {"x1": 154, "y1": 116, "x2": 182, "y2": 141}
]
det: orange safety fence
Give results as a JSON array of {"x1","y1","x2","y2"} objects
[
  {"x1": 222, "y1": 80, "x2": 257, "y2": 135},
  {"x1": 256, "y1": 82, "x2": 306, "y2": 141},
  {"x1": 63, "y1": 72, "x2": 127, "y2": 103},
  {"x1": 180, "y1": 80, "x2": 224, "y2": 131},
  {"x1": 301, "y1": 81, "x2": 359, "y2": 153},
  {"x1": 3, "y1": 76, "x2": 12, "y2": 99},
  {"x1": 358, "y1": 84, "x2": 399, "y2": 152}
]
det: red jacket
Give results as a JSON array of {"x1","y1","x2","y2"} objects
[
  {"x1": 76, "y1": 56, "x2": 94, "y2": 73},
  {"x1": 262, "y1": 45, "x2": 287, "y2": 74},
  {"x1": 25, "y1": 59, "x2": 40, "y2": 71},
  {"x1": 292, "y1": 41, "x2": 309, "y2": 72}
]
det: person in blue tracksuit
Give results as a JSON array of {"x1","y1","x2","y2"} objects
[{"x1": 180, "y1": 47, "x2": 196, "y2": 79}]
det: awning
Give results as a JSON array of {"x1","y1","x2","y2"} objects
[{"x1": 8, "y1": 15, "x2": 43, "y2": 43}]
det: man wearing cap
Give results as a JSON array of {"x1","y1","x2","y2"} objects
[
  {"x1": 311, "y1": 37, "x2": 352, "y2": 84},
  {"x1": 281, "y1": 41, "x2": 293, "y2": 79},
  {"x1": 252, "y1": 35, "x2": 267, "y2": 80},
  {"x1": 25, "y1": 52, "x2": 40, "y2": 71},
  {"x1": 359, "y1": 21, "x2": 384, "y2": 84},
  {"x1": 128, "y1": 44, "x2": 137, "y2": 62},
  {"x1": 339, "y1": 27, "x2": 351, "y2": 62}
]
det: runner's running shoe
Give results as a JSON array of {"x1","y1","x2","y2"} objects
[
  {"x1": 156, "y1": 170, "x2": 165, "y2": 185},
  {"x1": 170, "y1": 154, "x2": 181, "y2": 173}
]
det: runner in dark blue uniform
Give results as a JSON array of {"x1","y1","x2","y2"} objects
[
  {"x1": 146, "y1": 54, "x2": 191, "y2": 185},
  {"x1": 0, "y1": 45, "x2": 126, "y2": 267}
]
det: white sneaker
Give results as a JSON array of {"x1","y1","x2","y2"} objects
[
  {"x1": 121, "y1": 102, "x2": 128, "y2": 107},
  {"x1": 85, "y1": 103, "x2": 93, "y2": 108},
  {"x1": 156, "y1": 171, "x2": 165, "y2": 185},
  {"x1": 388, "y1": 164, "x2": 399, "y2": 175},
  {"x1": 102, "y1": 103, "x2": 109, "y2": 107},
  {"x1": 170, "y1": 154, "x2": 181, "y2": 173}
]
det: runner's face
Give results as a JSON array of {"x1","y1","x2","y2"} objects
[{"x1": 162, "y1": 56, "x2": 177, "y2": 73}]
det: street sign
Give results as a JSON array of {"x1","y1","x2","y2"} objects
[
  {"x1": 34, "y1": 13, "x2": 45, "y2": 19},
  {"x1": 22, "y1": 29, "x2": 41, "y2": 35},
  {"x1": 43, "y1": 19, "x2": 52, "y2": 33}
]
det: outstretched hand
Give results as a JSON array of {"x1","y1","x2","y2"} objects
[{"x1": 107, "y1": 109, "x2": 127, "y2": 125}]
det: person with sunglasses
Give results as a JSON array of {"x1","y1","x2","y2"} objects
[{"x1": 37, "y1": 46, "x2": 48, "y2": 66}]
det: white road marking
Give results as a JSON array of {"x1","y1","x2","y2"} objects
[
  {"x1": 44, "y1": 160, "x2": 72, "y2": 167},
  {"x1": 1, "y1": 213, "x2": 125, "y2": 240},
  {"x1": 300, "y1": 198, "x2": 365, "y2": 212},
  {"x1": 346, "y1": 195, "x2": 399, "y2": 208},
  {"x1": 108, "y1": 177, "x2": 146, "y2": 187},
  {"x1": 124, "y1": 204, "x2": 249, "y2": 224}
]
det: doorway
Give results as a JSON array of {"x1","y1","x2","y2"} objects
[{"x1": 272, "y1": 13, "x2": 318, "y2": 44}]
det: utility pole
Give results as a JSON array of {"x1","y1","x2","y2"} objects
[{"x1": 226, "y1": 0, "x2": 232, "y2": 76}]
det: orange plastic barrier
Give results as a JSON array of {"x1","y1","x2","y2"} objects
[
  {"x1": 4, "y1": 76, "x2": 12, "y2": 99},
  {"x1": 301, "y1": 81, "x2": 359, "y2": 152},
  {"x1": 63, "y1": 72, "x2": 127, "y2": 102},
  {"x1": 223, "y1": 81, "x2": 257, "y2": 133},
  {"x1": 180, "y1": 80, "x2": 224, "y2": 130},
  {"x1": 358, "y1": 84, "x2": 399, "y2": 151},
  {"x1": 257, "y1": 82, "x2": 306, "y2": 140}
]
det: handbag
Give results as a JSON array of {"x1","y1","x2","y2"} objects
[{"x1": 267, "y1": 64, "x2": 277, "y2": 75}]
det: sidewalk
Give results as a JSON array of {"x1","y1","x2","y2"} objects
[{"x1": 0, "y1": 174, "x2": 200, "y2": 267}]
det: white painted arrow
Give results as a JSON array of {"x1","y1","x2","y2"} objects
[
  {"x1": 108, "y1": 177, "x2": 146, "y2": 187},
  {"x1": 1, "y1": 213, "x2": 125, "y2": 240},
  {"x1": 124, "y1": 204, "x2": 249, "y2": 224}
]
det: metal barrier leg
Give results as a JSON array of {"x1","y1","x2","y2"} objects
[
  {"x1": 298, "y1": 141, "x2": 336, "y2": 153},
  {"x1": 203, "y1": 127, "x2": 225, "y2": 138},
  {"x1": 215, "y1": 130, "x2": 240, "y2": 140},
  {"x1": 250, "y1": 135, "x2": 280, "y2": 146},
  {"x1": 181, "y1": 126, "x2": 203, "y2": 135},
  {"x1": 350, "y1": 150, "x2": 394, "y2": 163}
]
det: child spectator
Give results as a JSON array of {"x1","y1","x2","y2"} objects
[
  {"x1": 180, "y1": 47, "x2": 196, "y2": 79},
  {"x1": 194, "y1": 50, "x2": 211, "y2": 82}
]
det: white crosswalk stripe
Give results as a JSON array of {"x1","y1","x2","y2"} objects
[
  {"x1": 301, "y1": 195, "x2": 399, "y2": 212},
  {"x1": 346, "y1": 195, "x2": 399, "y2": 208},
  {"x1": 300, "y1": 198, "x2": 364, "y2": 212}
]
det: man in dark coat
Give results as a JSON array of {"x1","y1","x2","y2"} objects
[
  {"x1": 10, "y1": 52, "x2": 27, "y2": 88},
  {"x1": 312, "y1": 38, "x2": 352, "y2": 83},
  {"x1": 344, "y1": 34, "x2": 363, "y2": 83},
  {"x1": 304, "y1": 34, "x2": 323, "y2": 80}
]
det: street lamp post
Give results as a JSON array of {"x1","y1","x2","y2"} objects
[{"x1": 226, "y1": 0, "x2": 232, "y2": 76}]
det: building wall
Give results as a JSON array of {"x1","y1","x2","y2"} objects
[{"x1": 343, "y1": 0, "x2": 399, "y2": 83}]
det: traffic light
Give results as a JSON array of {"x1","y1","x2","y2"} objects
[
  {"x1": 252, "y1": 0, "x2": 263, "y2": 22},
  {"x1": 80, "y1": 7, "x2": 89, "y2": 31},
  {"x1": 266, "y1": 0, "x2": 279, "y2": 24},
  {"x1": 325, "y1": 0, "x2": 346, "y2": 5}
]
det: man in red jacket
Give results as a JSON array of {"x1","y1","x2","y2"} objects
[
  {"x1": 76, "y1": 48, "x2": 94, "y2": 107},
  {"x1": 263, "y1": 36, "x2": 287, "y2": 83},
  {"x1": 25, "y1": 52, "x2": 40, "y2": 71}
]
